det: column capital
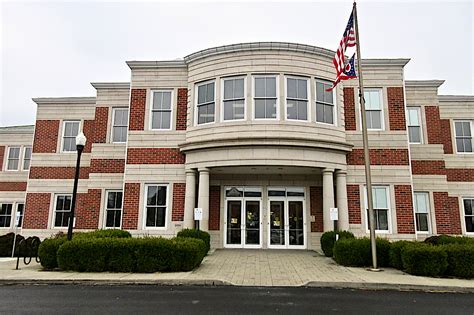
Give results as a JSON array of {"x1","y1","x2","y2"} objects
[
  {"x1": 322, "y1": 168, "x2": 335, "y2": 174},
  {"x1": 185, "y1": 169, "x2": 197, "y2": 175},
  {"x1": 198, "y1": 167, "x2": 210, "y2": 173},
  {"x1": 335, "y1": 170, "x2": 347, "y2": 177}
]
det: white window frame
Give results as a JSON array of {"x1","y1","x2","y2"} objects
[
  {"x1": 149, "y1": 90, "x2": 174, "y2": 131},
  {"x1": 15, "y1": 203, "x2": 24, "y2": 228},
  {"x1": 284, "y1": 76, "x2": 310, "y2": 122},
  {"x1": 252, "y1": 75, "x2": 279, "y2": 121},
  {"x1": 61, "y1": 120, "x2": 81, "y2": 153},
  {"x1": 111, "y1": 107, "x2": 129, "y2": 143},
  {"x1": 0, "y1": 203, "x2": 13, "y2": 229},
  {"x1": 104, "y1": 190, "x2": 123, "y2": 229},
  {"x1": 143, "y1": 184, "x2": 169, "y2": 230},
  {"x1": 6, "y1": 146, "x2": 21, "y2": 171},
  {"x1": 454, "y1": 120, "x2": 473, "y2": 154},
  {"x1": 315, "y1": 79, "x2": 337, "y2": 126},
  {"x1": 413, "y1": 191, "x2": 431, "y2": 234},
  {"x1": 407, "y1": 107, "x2": 423, "y2": 144},
  {"x1": 364, "y1": 185, "x2": 391, "y2": 233},
  {"x1": 360, "y1": 88, "x2": 384, "y2": 131},
  {"x1": 53, "y1": 194, "x2": 72, "y2": 228},
  {"x1": 462, "y1": 197, "x2": 474, "y2": 235},
  {"x1": 22, "y1": 146, "x2": 32, "y2": 171},
  {"x1": 221, "y1": 76, "x2": 246, "y2": 122},
  {"x1": 195, "y1": 80, "x2": 216, "y2": 126}
]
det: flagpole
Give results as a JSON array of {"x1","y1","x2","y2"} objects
[{"x1": 353, "y1": 1, "x2": 379, "y2": 271}]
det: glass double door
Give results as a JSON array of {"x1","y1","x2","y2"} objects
[
  {"x1": 225, "y1": 199, "x2": 261, "y2": 248},
  {"x1": 268, "y1": 199, "x2": 305, "y2": 248}
]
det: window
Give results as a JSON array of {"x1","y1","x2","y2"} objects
[
  {"x1": 22, "y1": 147, "x2": 32, "y2": 171},
  {"x1": 455, "y1": 121, "x2": 473, "y2": 153},
  {"x1": 407, "y1": 107, "x2": 422, "y2": 143},
  {"x1": 316, "y1": 80, "x2": 335, "y2": 124},
  {"x1": 62, "y1": 121, "x2": 80, "y2": 152},
  {"x1": 16, "y1": 203, "x2": 24, "y2": 228},
  {"x1": 254, "y1": 76, "x2": 277, "y2": 119},
  {"x1": 54, "y1": 195, "x2": 72, "y2": 227},
  {"x1": 222, "y1": 78, "x2": 245, "y2": 121},
  {"x1": 414, "y1": 192, "x2": 430, "y2": 232},
  {"x1": 151, "y1": 91, "x2": 172, "y2": 130},
  {"x1": 363, "y1": 89, "x2": 383, "y2": 130},
  {"x1": 365, "y1": 186, "x2": 390, "y2": 232},
  {"x1": 286, "y1": 77, "x2": 308, "y2": 121},
  {"x1": 145, "y1": 185, "x2": 168, "y2": 228},
  {"x1": 112, "y1": 108, "x2": 129, "y2": 142},
  {"x1": 464, "y1": 198, "x2": 474, "y2": 233},
  {"x1": 196, "y1": 81, "x2": 215, "y2": 124},
  {"x1": 105, "y1": 191, "x2": 122, "y2": 228},
  {"x1": 0, "y1": 203, "x2": 12, "y2": 228},
  {"x1": 6, "y1": 147, "x2": 20, "y2": 170}
]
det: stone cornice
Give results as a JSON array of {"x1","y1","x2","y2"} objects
[
  {"x1": 126, "y1": 60, "x2": 186, "y2": 69},
  {"x1": 0, "y1": 125, "x2": 34, "y2": 134},
  {"x1": 91, "y1": 82, "x2": 130, "y2": 89},
  {"x1": 438, "y1": 95, "x2": 474, "y2": 102},
  {"x1": 32, "y1": 97, "x2": 96, "y2": 105},
  {"x1": 405, "y1": 80, "x2": 445, "y2": 88}
]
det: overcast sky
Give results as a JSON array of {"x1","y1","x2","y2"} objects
[{"x1": 1, "y1": 0, "x2": 472, "y2": 127}]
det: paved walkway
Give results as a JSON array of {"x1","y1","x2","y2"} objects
[{"x1": 1, "y1": 250, "x2": 473, "y2": 292}]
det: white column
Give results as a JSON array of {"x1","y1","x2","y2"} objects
[
  {"x1": 335, "y1": 170, "x2": 349, "y2": 231},
  {"x1": 322, "y1": 168, "x2": 335, "y2": 232},
  {"x1": 197, "y1": 167, "x2": 210, "y2": 231},
  {"x1": 183, "y1": 169, "x2": 196, "y2": 229}
]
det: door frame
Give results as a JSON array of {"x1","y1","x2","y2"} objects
[{"x1": 267, "y1": 196, "x2": 287, "y2": 249}]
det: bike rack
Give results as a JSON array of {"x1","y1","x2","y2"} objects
[{"x1": 15, "y1": 237, "x2": 41, "y2": 270}]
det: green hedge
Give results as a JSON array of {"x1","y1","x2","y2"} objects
[
  {"x1": 442, "y1": 244, "x2": 474, "y2": 279},
  {"x1": 333, "y1": 238, "x2": 390, "y2": 267},
  {"x1": 320, "y1": 231, "x2": 354, "y2": 257},
  {"x1": 74, "y1": 229, "x2": 132, "y2": 240},
  {"x1": 177, "y1": 229, "x2": 210, "y2": 254},
  {"x1": 424, "y1": 234, "x2": 474, "y2": 246},
  {"x1": 38, "y1": 237, "x2": 67, "y2": 269},
  {"x1": 401, "y1": 243, "x2": 448, "y2": 277},
  {"x1": 389, "y1": 240, "x2": 411, "y2": 270}
]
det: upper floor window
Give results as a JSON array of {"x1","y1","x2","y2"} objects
[
  {"x1": 316, "y1": 80, "x2": 335, "y2": 124},
  {"x1": 145, "y1": 184, "x2": 168, "y2": 228},
  {"x1": 455, "y1": 121, "x2": 473, "y2": 153},
  {"x1": 286, "y1": 77, "x2": 308, "y2": 121},
  {"x1": 413, "y1": 192, "x2": 430, "y2": 232},
  {"x1": 151, "y1": 91, "x2": 172, "y2": 130},
  {"x1": 363, "y1": 89, "x2": 383, "y2": 130},
  {"x1": 222, "y1": 77, "x2": 245, "y2": 121},
  {"x1": 464, "y1": 198, "x2": 474, "y2": 233},
  {"x1": 196, "y1": 81, "x2": 215, "y2": 124},
  {"x1": 407, "y1": 107, "x2": 422, "y2": 144},
  {"x1": 112, "y1": 108, "x2": 129, "y2": 142},
  {"x1": 62, "y1": 121, "x2": 80, "y2": 152},
  {"x1": 365, "y1": 186, "x2": 390, "y2": 232},
  {"x1": 254, "y1": 76, "x2": 277, "y2": 119},
  {"x1": 6, "y1": 147, "x2": 20, "y2": 170},
  {"x1": 22, "y1": 147, "x2": 32, "y2": 171}
]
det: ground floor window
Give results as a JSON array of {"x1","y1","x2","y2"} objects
[
  {"x1": 365, "y1": 186, "x2": 390, "y2": 232},
  {"x1": 145, "y1": 185, "x2": 168, "y2": 228},
  {"x1": 414, "y1": 192, "x2": 430, "y2": 232},
  {"x1": 0, "y1": 203, "x2": 13, "y2": 228},
  {"x1": 16, "y1": 203, "x2": 24, "y2": 228},
  {"x1": 464, "y1": 198, "x2": 474, "y2": 233},
  {"x1": 54, "y1": 195, "x2": 72, "y2": 227},
  {"x1": 105, "y1": 191, "x2": 122, "y2": 228}
]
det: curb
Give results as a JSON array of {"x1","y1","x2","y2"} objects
[{"x1": 304, "y1": 281, "x2": 474, "y2": 293}]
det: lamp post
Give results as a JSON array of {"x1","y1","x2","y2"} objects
[{"x1": 67, "y1": 132, "x2": 86, "y2": 241}]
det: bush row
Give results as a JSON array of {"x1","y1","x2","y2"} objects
[{"x1": 320, "y1": 231, "x2": 354, "y2": 257}]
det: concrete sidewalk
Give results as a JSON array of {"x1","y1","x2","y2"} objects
[{"x1": 1, "y1": 250, "x2": 473, "y2": 292}]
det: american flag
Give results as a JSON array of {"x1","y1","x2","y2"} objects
[{"x1": 327, "y1": 11, "x2": 358, "y2": 91}]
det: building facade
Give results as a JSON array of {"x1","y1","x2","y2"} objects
[{"x1": 1, "y1": 42, "x2": 473, "y2": 250}]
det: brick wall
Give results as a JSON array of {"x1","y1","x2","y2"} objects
[
  {"x1": 394, "y1": 185, "x2": 415, "y2": 234},
  {"x1": 127, "y1": 148, "x2": 185, "y2": 164},
  {"x1": 32, "y1": 120, "x2": 59, "y2": 153},
  {"x1": 387, "y1": 87, "x2": 406, "y2": 131},
  {"x1": 347, "y1": 184, "x2": 361, "y2": 224},
  {"x1": 75, "y1": 189, "x2": 101, "y2": 229},
  {"x1": 446, "y1": 169, "x2": 474, "y2": 182},
  {"x1": 440, "y1": 119, "x2": 454, "y2": 154},
  {"x1": 29, "y1": 167, "x2": 90, "y2": 179},
  {"x1": 23, "y1": 193, "x2": 51, "y2": 229},
  {"x1": 0, "y1": 182, "x2": 27, "y2": 191},
  {"x1": 129, "y1": 89, "x2": 146, "y2": 131},
  {"x1": 310, "y1": 186, "x2": 323, "y2": 232},
  {"x1": 343, "y1": 87, "x2": 356, "y2": 131},
  {"x1": 93, "y1": 107, "x2": 109, "y2": 143},
  {"x1": 209, "y1": 186, "x2": 221, "y2": 231},
  {"x1": 122, "y1": 183, "x2": 140, "y2": 229},
  {"x1": 82, "y1": 119, "x2": 94, "y2": 153},
  {"x1": 425, "y1": 106, "x2": 453, "y2": 154},
  {"x1": 347, "y1": 149, "x2": 409, "y2": 165},
  {"x1": 176, "y1": 88, "x2": 187, "y2": 131},
  {"x1": 172, "y1": 183, "x2": 186, "y2": 221},
  {"x1": 411, "y1": 160, "x2": 446, "y2": 175},
  {"x1": 90, "y1": 159, "x2": 125, "y2": 173},
  {"x1": 433, "y1": 192, "x2": 461, "y2": 234},
  {"x1": 0, "y1": 146, "x2": 4, "y2": 171}
]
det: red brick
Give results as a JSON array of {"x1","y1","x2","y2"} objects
[
  {"x1": 29, "y1": 167, "x2": 90, "y2": 180},
  {"x1": 127, "y1": 148, "x2": 185, "y2": 164},
  {"x1": 209, "y1": 186, "x2": 221, "y2": 231},
  {"x1": 32, "y1": 120, "x2": 59, "y2": 153},
  {"x1": 347, "y1": 185, "x2": 361, "y2": 224},
  {"x1": 176, "y1": 88, "x2": 188, "y2": 131},
  {"x1": 0, "y1": 146, "x2": 4, "y2": 171},
  {"x1": 446, "y1": 169, "x2": 474, "y2": 182},
  {"x1": 172, "y1": 183, "x2": 186, "y2": 221},
  {"x1": 93, "y1": 107, "x2": 109, "y2": 143},
  {"x1": 90, "y1": 159, "x2": 125, "y2": 173},
  {"x1": 387, "y1": 87, "x2": 406, "y2": 131},
  {"x1": 82, "y1": 119, "x2": 94, "y2": 153},
  {"x1": 310, "y1": 186, "x2": 323, "y2": 232},
  {"x1": 129, "y1": 89, "x2": 146, "y2": 131},
  {"x1": 347, "y1": 149, "x2": 409, "y2": 165},
  {"x1": 23, "y1": 193, "x2": 51, "y2": 229},
  {"x1": 411, "y1": 160, "x2": 446, "y2": 175},
  {"x1": 433, "y1": 192, "x2": 461, "y2": 234},
  {"x1": 394, "y1": 185, "x2": 415, "y2": 234},
  {"x1": 122, "y1": 183, "x2": 140, "y2": 229},
  {"x1": 343, "y1": 87, "x2": 356, "y2": 131},
  {"x1": 0, "y1": 182, "x2": 27, "y2": 191},
  {"x1": 425, "y1": 106, "x2": 453, "y2": 154},
  {"x1": 75, "y1": 189, "x2": 101, "y2": 229}
]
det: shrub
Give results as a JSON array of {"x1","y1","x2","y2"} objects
[
  {"x1": 389, "y1": 240, "x2": 411, "y2": 270},
  {"x1": 169, "y1": 238, "x2": 206, "y2": 272},
  {"x1": 442, "y1": 244, "x2": 474, "y2": 279},
  {"x1": 401, "y1": 243, "x2": 448, "y2": 277},
  {"x1": 57, "y1": 238, "x2": 110, "y2": 272},
  {"x1": 38, "y1": 237, "x2": 67, "y2": 269},
  {"x1": 135, "y1": 237, "x2": 176, "y2": 272},
  {"x1": 424, "y1": 235, "x2": 474, "y2": 246},
  {"x1": 74, "y1": 229, "x2": 132, "y2": 240},
  {"x1": 333, "y1": 238, "x2": 390, "y2": 267},
  {"x1": 177, "y1": 229, "x2": 211, "y2": 254},
  {"x1": 320, "y1": 231, "x2": 354, "y2": 257}
]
